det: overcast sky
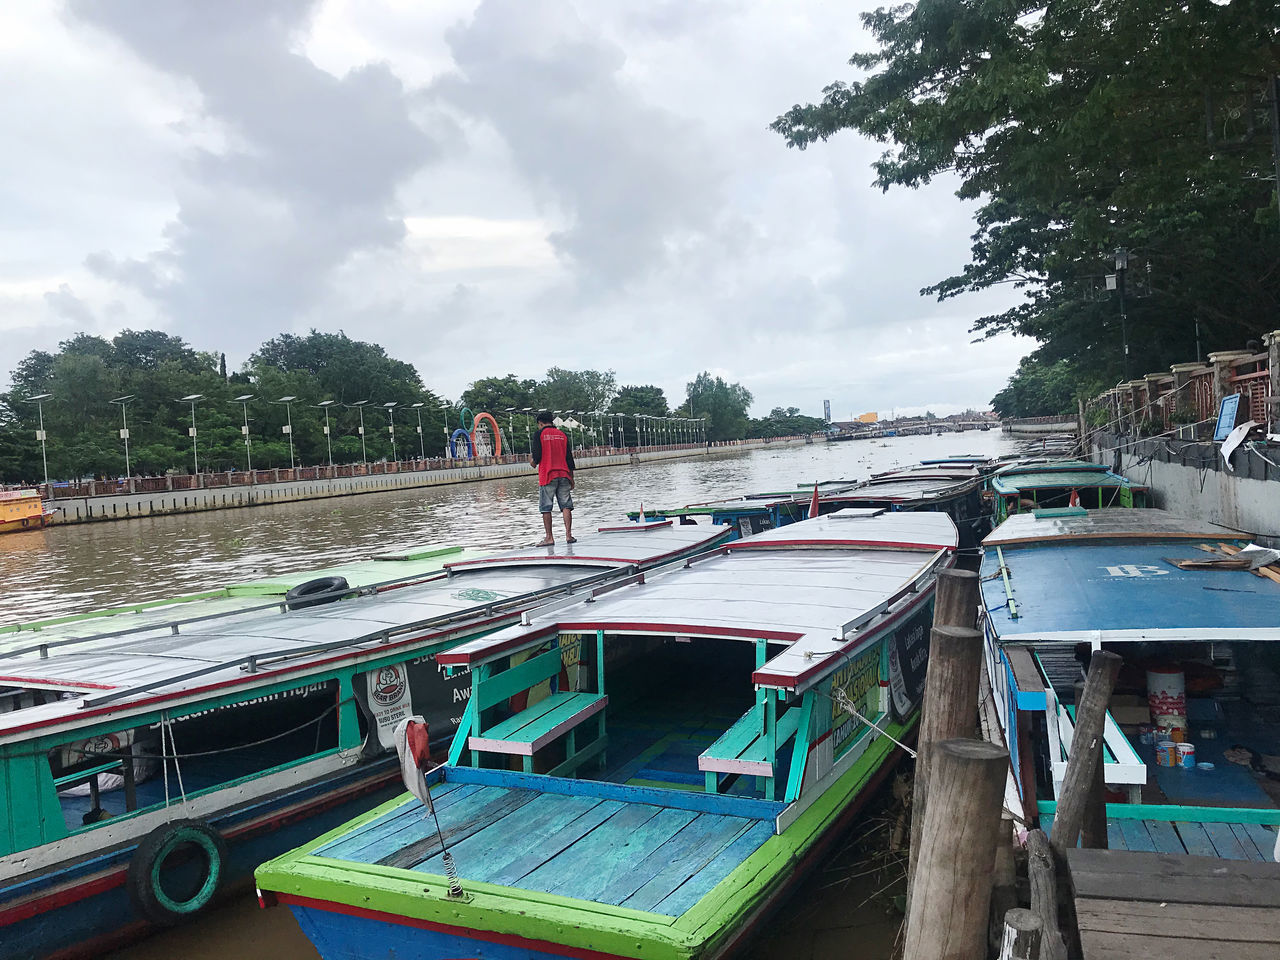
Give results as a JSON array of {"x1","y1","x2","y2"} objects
[{"x1": 2, "y1": 1, "x2": 1030, "y2": 418}]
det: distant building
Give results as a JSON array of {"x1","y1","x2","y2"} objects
[{"x1": 856, "y1": 412, "x2": 878, "y2": 423}]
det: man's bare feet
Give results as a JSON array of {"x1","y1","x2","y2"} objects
[{"x1": 535, "y1": 538, "x2": 555, "y2": 547}]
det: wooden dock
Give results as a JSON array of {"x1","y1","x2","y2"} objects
[{"x1": 1066, "y1": 847, "x2": 1280, "y2": 959}]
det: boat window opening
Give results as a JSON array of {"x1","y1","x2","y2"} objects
[
  {"x1": 47, "y1": 680, "x2": 340, "y2": 831},
  {"x1": 1036, "y1": 640, "x2": 1280, "y2": 812},
  {"x1": 0, "y1": 685, "x2": 85, "y2": 714}
]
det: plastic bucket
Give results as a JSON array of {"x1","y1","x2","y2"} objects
[
  {"x1": 1147, "y1": 667, "x2": 1187, "y2": 726},
  {"x1": 1176, "y1": 742, "x2": 1196, "y2": 769}
]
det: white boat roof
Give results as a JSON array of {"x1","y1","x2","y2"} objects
[
  {"x1": 439, "y1": 511, "x2": 958, "y2": 694},
  {"x1": 984, "y1": 508, "x2": 1247, "y2": 547},
  {"x1": 0, "y1": 522, "x2": 728, "y2": 743}
]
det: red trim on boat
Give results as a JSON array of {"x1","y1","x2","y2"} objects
[
  {"x1": 595, "y1": 520, "x2": 672, "y2": 532},
  {"x1": 0, "y1": 676, "x2": 117, "y2": 690},
  {"x1": 559, "y1": 622, "x2": 804, "y2": 643},
  {"x1": 272, "y1": 893, "x2": 632, "y2": 960},
  {"x1": 442, "y1": 531, "x2": 728, "y2": 573},
  {"x1": 0, "y1": 871, "x2": 126, "y2": 928},
  {"x1": 436, "y1": 623, "x2": 561, "y2": 667},
  {"x1": 729, "y1": 538, "x2": 954, "y2": 552}
]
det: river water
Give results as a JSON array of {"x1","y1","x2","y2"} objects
[{"x1": 0, "y1": 431, "x2": 1016, "y2": 960}]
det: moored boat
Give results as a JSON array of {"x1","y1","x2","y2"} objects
[
  {"x1": 255, "y1": 511, "x2": 960, "y2": 960},
  {"x1": 980, "y1": 508, "x2": 1280, "y2": 861},
  {"x1": 0, "y1": 521, "x2": 729, "y2": 960},
  {"x1": 989, "y1": 459, "x2": 1149, "y2": 523},
  {"x1": 0, "y1": 489, "x2": 55, "y2": 534}
]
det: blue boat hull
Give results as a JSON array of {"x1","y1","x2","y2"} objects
[{"x1": 1, "y1": 761, "x2": 400, "y2": 960}]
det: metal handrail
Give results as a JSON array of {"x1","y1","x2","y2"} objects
[{"x1": 76, "y1": 564, "x2": 639, "y2": 710}]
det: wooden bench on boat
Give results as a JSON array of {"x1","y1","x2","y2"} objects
[
  {"x1": 465, "y1": 643, "x2": 607, "y2": 777},
  {"x1": 699, "y1": 697, "x2": 803, "y2": 801}
]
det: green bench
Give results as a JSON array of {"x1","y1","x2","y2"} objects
[
  {"x1": 466, "y1": 645, "x2": 607, "y2": 776},
  {"x1": 699, "y1": 699, "x2": 803, "y2": 801}
]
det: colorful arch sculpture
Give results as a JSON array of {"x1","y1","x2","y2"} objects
[
  {"x1": 470, "y1": 412, "x2": 502, "y2": 458},
  {"x1": 448, "y1": 428, "x2": 474, "y2": 458}
]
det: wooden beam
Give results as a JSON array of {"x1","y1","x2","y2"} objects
[{"x1": 1050, "y1": 651, "x2": 1122, "y2": 855}]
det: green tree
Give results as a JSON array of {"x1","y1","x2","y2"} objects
[
  {"x1": 684, "y1": 372, "x2": 753, "y2": 442},
  {"x1": 610, "y1": 385, "x2": 669, "y2": 446},
  {"x1": 536, "y1": 367, "x2": 617, "y2": 415},
  {"x1": 991, "y1": 354, "x2": 1100, "y2": 418},
  {"x1": 772, "y1": 1, "x2": 1280, "y2": 402}
]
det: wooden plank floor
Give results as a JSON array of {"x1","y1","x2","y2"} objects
[
  {"x1": 1041, "y1": 813, "x2": 1278, "y2": 861},
  {"x1": 312, "y1": 779, "x2": 774, "y2": 916},
  {"x1": 1068, "y1": 848, "x2": 1280, "y2": 960}
]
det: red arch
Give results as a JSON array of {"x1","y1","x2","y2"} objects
[{"x1": 471, "y1": 412, "x2": 502, "y2": 458}]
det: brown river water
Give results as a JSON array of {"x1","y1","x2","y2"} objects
[{"x1": 0, "y1": 432, "x2": 1015, "y2": 960}]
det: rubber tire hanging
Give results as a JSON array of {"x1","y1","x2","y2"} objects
[{"x1": 127, "y1": 819, "x2": 228, "y2": 925}]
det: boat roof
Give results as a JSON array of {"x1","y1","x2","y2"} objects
[
  {"x1": 980, "y1": 509, "x2": 1280, "y2": 644},
  {"x1": 0, "y1": 522, "x2": 729, "y2": 743},
  {"x1": 985, "y1": 508, "x2": 1247, "y2": 547},
  {"x1": 439, "y1": 511, "x2": 958, "y2": 693},
  {"x1": 990, "y1": 460, "x2": 1144, "y2": 494}
]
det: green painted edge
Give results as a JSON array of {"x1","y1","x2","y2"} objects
[
  {"x1": 372, "y1": 545, "x2": 464, "y2": 562},
  {"x1": 0, "y1": 589, "x2": 232, "y2": 633},
  {"x1": 256, "y1": 716, "x2": 913, "y2": 960},
  {"x1": 1037, "y1": 800, "x2": 1280, "y2": 825}
]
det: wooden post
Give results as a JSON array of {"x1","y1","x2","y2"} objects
[
  {"x1": 1050, "y1": 651, "x2": 1122, "y2": 855},
  {"x1": 989, "y1": 815, "x2": 1018, "y2": 953},
  {"x1": 999, "y1": 908, "x2": 1043, "y2": 960},
  {"x1": 1027, "y1": 829, "x2": 1067, "y2": 960},
  {"x1": 1075, "y1": 680, "x2": 1109, "y2": 849},
  {"x1": 903, "y1": 739, "x2": 1008, "y2": 960},
  {"x1": 932, "y1": 567, "x2": 980, "y2": 631},
  {"x1": 906, "y1": 624, "x2": 984, "y2": 910}
]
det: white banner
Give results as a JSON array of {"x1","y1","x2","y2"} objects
[{"x1": 367, "y1": 663, "x2": 414, "y2": 750}]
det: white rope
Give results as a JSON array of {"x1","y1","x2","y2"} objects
[{"x1": 832, "y1": 687, "x2": 917, "y2": 759}]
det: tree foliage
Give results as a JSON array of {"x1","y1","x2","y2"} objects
[
  {"x1": 537, "y1": 367, "x2": 617, "y2": 414},
  {"x1": 684, "y1": 372, "x2": 754, "y2": 442},
  {"x1": 749, "y1": 406, "x2": 828, "y2": 438},
  {"x1": 773, "y1": 1, "x2": 1280, "y2": 402}
]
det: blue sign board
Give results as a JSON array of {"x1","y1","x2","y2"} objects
[{"x1": 1213, "y1": 393, "x2": 1241, "y2": 442}]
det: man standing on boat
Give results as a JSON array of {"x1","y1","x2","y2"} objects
[{"x1": 530, "y1": 410, "x2": 575, "y2": 546}]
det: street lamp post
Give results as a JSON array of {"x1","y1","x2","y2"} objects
[
  {"x1": 411, "y1": 402, "x2": 426, "y2": 460},
  {"x1": 383, "y1": 402, "x2": 398, "y2": 462},
  {"x1": 440, "y1": 404, "x2": 453, "y2": 458},
  {"x1": 109, "y1": 394, "x2": 134, "y2": 478},
  {"x1": 346, "y1": 401, "x2": 370, "y2": 465},
  {"x1": 272, "y1": 396, "x2": 298, "y2": 469},
  {"x1": 505, "y1": 408, "x2": 516, "y2": 457},
  {"x1": 315, "y1": 400, "x2": 337, "y2": 467},
  {"x1": 1113, "y1": 247, "x2": 1130, "y2": 381},
  {"x1": 231, "y1": 394, "x2": 256, "y2": 472},
  {"x1": 179, "y1": 394, "x2": 204, "y2": 474},
  {"x1": 521, "y1": 408, "x2": 533, "y2": 454},
  {"x1": 23, "y1": 393, "x2": 53, "y2": 488}
]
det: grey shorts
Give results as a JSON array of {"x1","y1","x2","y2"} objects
[{"x1": 539, "y1": 477, "x2": 574, "y2": 513}]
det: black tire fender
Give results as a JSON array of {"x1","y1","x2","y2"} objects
[
  {"x1": 127, "y1": 819, "x2": 228, "y2": 926},
  {"x1": 285, "y1": 575, "x2": 350, "y2": 610}
]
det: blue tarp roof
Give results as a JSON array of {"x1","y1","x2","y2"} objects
[{"x1": 981, "y1": 540, "x2": 1280, "y2": 642}]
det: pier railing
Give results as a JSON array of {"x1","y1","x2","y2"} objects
[
  {"x1": 1086, "y1": 330, "x2": 1278, "y2": 439},
  {"x1": 20, "y1": 437, "x2": 815, "y2": 501}
]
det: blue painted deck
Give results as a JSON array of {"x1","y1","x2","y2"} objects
[
  {"x1": 313, "y1": 773, "x2": 777, "y2": 916},
  {"x1": 980, "y1": 541, "x2": 1280, "y2": 638},
  {"x1": 1040, "y1": 812, "x2": 1277, "y2": 861}
]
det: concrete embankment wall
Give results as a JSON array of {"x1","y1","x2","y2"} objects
[
  {"x1": 1090, "y1": 430, "x2": 1280, "y2": 546},
  {"x1": 1002, "y1": 418, "x2": 1078, "y2": 437},
  {"x1": 47, "y1": 439, "x2": 797, "y2": 525}
]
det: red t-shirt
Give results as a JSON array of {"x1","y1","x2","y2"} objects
[{"x1": 533, "y1": 426, "x2": 574, "y2": 485}]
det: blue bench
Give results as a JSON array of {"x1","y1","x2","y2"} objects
[
  {"x1": 699, "y1": 700, "x2": 803, "y2": 801},
  {"x1": 466, "y1": 645, "x2": 607, "y2": 776}
]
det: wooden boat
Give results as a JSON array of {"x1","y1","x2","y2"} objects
[
  {"x1": 255, "y1": 511, "x2": 960, "y2": 960},
  {"x1": 980, "y1": 508, "x2": 1280, "y2": 862},
  {"x1": 0, "y1": 489, "x2": 55, "y2": 534},
  {"x1": 0, "y1": 521, "x2": 728, "y2": 960},
  {"x1": 989, "y1": 459, "x2": 1150, "y2": 524}
]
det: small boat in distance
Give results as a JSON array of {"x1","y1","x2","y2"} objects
[
  {"x1": 255, "y1": 511, "x2": 960, "y2": 960},
  {"x1": 0, "y1": 521, "x2": 730, "y2": 960},
  {"x1": 0, "y1": 489, "x2": 55, "y2": 534}
]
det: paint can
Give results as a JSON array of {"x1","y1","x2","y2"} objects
[
  {"x1": 1138, "y1": 725, "x2": 1155, "y2": 745},
  {"x1": 1177, "y1": 742, "x2": 1196, "y2": 769},
  {"x1": 1197, "y1": 762, "x2": 1215, "y2": 772},
  {"x1": 1147, "y1": 666, "x2": 1187, "y2": 728},
  {"x1": 1155, "y1": 740, "x2": 1176, "y2": 767}
]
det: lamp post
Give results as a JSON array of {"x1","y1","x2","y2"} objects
[
  {"x1": 231, "y1": 394, "x2": 256, "y2": 472},
  {"x1": 440, "y1": 404, "x2": 452, "y2": 458},
  {"x1": 1110, "y1": 247, "x2": 1131, "y2": 381},
  {"x1": 315, "y1": 400, "x2": 336, "y2": 466},
  {"x1": 505, "y1": 408, "x2": 516, "y2": 457},
  {"x1": 23, "y1": 393, "x2": 53, "y2": 488},
  {"x1": 521, "y1": 407, "x2": 533, "y2": 454},
  {"x1": 109, "y1": 394, "x2": 134, "y2": 478},
  {"x1": 346, "y1": 400, "x2": 370, "y2": 465},
  {"x1": 411, "y1": 402, "x2": 426, "y2": 460},
  {"x1": 179, "y1": 394, "x2": 204, "y2": 474},
  {"x1": 383, "y1": 402, "x2": 398, "y2": 462},
  {"x1": 272, "y1": 396, "x2": 298, "y2": 469}
]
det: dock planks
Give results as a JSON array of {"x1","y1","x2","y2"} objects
[{"x1": 1068, "y1": 848, "x2": 1280, "y2": 960}]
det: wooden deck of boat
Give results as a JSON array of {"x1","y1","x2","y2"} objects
[
  {"x1": 311, "y1": 772, "x2": 779, "y2": 917},
  {"x1": 1041, "y1": 812, "x2": 1278, "y2": 860},
  {"x1": 1066, "y1": 848, "x2": 1280, "y2": 959}
]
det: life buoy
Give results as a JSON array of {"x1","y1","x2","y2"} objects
[
  {"x1": 127, "y1": 819, "x2": 228, "y2": 925},
  {"x1": 285, "y1": 575, "x2": 350, "y2": 610}
]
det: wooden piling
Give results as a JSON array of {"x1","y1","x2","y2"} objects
[
  {"x1": 905, "y1": 567, "x2": 982, "y2": 911},
  {"x1": 989, "y1": 815, "x2": 1018, "y2": 952},
  {"x1": 1027, "y1": 829, "x2": 1067, "y2": 960},
  {"x1": 1050, "y1": 651, "x2": 1122, "y2": 855},
  {"x1": 1075, "y1": 681, "x2": 1109, "y2": 849},
  {"x1": 903, "y1": 739, "x2": 1009, "y2": 960},
  {"x1": 999, "y1": 908, "x2": 1043, "y2": 960}
]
